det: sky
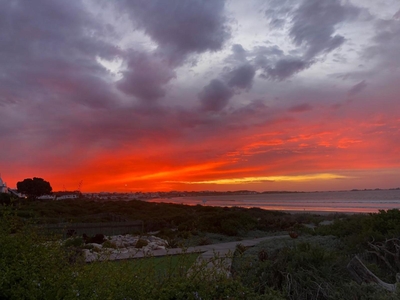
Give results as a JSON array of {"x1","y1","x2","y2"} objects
[{"x1": 1, "y1": 0, "x2": 400, "y2": 193}]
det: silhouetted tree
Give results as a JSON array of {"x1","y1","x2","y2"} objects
[
  {"x1": 0, "y1": 193, "x2": 13, "y2": 205},
  {"x1": 17, "y1": 177, "x2": 52, "y2": 199}
]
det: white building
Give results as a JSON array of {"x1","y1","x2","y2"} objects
[
  {"x1": 0, "y1": 176, "x2": 8, "y2": 193},
  {"x1": 56, "y1": 194, "x2": 78, "y2": 200},
  {"x1": 37, "y1": 195, "x2": 56, "y2": 200}
]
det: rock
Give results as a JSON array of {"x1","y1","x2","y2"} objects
[
  {"x1": 83, "y1": 234, "x2": 169, "y2": 261},
  {"x1": 88, "y1": 243, "x2": 103, "y2": 249}
]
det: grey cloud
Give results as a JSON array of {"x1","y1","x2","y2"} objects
[
  {"x1": 289, "y1": 0, "x2": 360, "y2": 59},
  {"x1": 0, "y1": 0, "x2": 119, "y2": 107},
  {"x1": 116, "y1": 0, "x2": 231, "y2": 102},
  {"x1": 252, "y1": 45, "x2": 284, "y2": 68},
  {"x1": 269, "y1": 18, "x2": 286, "y2": 29},
  {"x1": 117, "y1": 51, "x2": 176, "y2": 102},
  {"x1": 365, "y1": 18, "x2": 400, "y2": 68},
  {"x1": 259, "y1": 0, "x2": 360, "y2": 81},
  {"x1": 348, "y1": 80, "x2": 367, "y2": 96},
  {"x1": 251, "y1": 45, "x2": 309, "y2": 80},
  {"x1": 262, "y1": 57, "x2": 309, "y2": 81},
  {"x1": 227, "y1": 64, "x2": 256, "y2": 90},
  {"x1": 264, "y1": 0, "x2": 295, "y2": 29},
  {"x1": 199, "y1": 79, "x2": 233, "y2": 112},
  {"x1": 224, "y1": 44, "x2": 248, "y2": 66},
  {"x1": 119, "y1": 0, "x2": 230, "y2": 63},
  {"x1": 230, "y1": 44, "x2": 247, "y2": 62},
  {"x1": 288, "y1": 103, "x2": 313, "y2": 113}
]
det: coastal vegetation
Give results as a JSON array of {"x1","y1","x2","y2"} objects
[
  {"x1": 16, "y1": 177, "x2": 52, "y2": 199},
  {"x1": 1, "y1": 196, "x2": 400, "y2": 299}
]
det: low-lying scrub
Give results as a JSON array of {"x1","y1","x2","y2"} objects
[
  {"x1": 3, "y1": 202, "x2": 400, "y2": 299},
  {"x1": 0, "y1": 211, "x2": 275, "y2": 299},
  {"x1": 232, "y1": 236, "x2": 399, "y2": 299}
]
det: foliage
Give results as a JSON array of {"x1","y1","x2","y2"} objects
[
  {"x1": 315, "y1": 209, "x2": 400, "y2": 252},
  {"x1": 0, "y1": 210, "x2": 281, "y2": 300},
  {"x1": 16, "y1": 177, "x2": 52, "y2": 199},
  {"x1": 0, "y1": 193, "x2": 13, "y2": 205},
  {"x1": 64, "y1": 236, "x2": 84, "y2": 248},
  {"x1": 0, "y1": 211, "x2": 81, "y2": 299},
  {"x1": 102, "y1": 240, "x2": 117, "y2": 249},
  {"x1": 135, "y1": 238, "x2": 149, "y2": 248},
  {"x1": 3, "y1": 205, "x2": 400, "y2": 299},
  {"x1": 232, "y1": 236, "x2": 398, "y2": 300}
]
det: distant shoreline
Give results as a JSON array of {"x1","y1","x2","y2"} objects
[{"x1": 149, "y1": 189, "x2": 400, "y2": 214}]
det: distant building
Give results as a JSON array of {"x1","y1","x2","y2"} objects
[
  {"x1": 37, "y1": 194, "x2": 56, "y2": 200},
  {"x1": 53, "y1": 191, "x2": 80, "y2": 200},
  {"x1": 56, "y1": 194, "x2": 78, "y2": 200},
  {"x1": 8, "y1": 189, "x2": 26, "y2": 198},
  {"x1": 0, "y1": 176, "x2": 8, "y2": 193}
]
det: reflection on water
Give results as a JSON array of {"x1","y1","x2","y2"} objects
[{"x1": 148, "y1": 190, "x2": 400, "y2": 213}]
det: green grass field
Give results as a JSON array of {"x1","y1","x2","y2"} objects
[{"x1": 85, "y1": 253, "x2": 200, "y2": 280}]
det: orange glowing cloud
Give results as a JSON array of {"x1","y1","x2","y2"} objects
[{"x1": 167, "y1": 173, "x2": 351, "y2": 185}]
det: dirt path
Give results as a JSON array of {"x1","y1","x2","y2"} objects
[
  {"x1": 188, "y1": 235, "x2": 290, "y2": 276},
  {"x1": 86, "y1": 235, "x2": 290, "y2": 274}
]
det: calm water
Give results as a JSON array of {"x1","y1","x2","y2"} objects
[{"x1": 149, "y1": 190, "x2": 400, "y2": 213}]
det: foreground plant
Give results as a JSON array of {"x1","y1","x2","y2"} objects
[{"x1": 0, "y1": 211, "x2": 278, "y2": 299}]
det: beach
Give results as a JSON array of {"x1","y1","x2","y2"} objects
[{"x1": 149, "y1": 189, "x2": 400, "y2": 214}]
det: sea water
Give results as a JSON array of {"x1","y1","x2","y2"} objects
[{"x1": 149, "y1": 189, "x2": 400, "y2": 213}]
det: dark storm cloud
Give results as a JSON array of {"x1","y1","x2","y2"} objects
[
  {"x1": 199, "y1": 79, "x2": 233, "y2": 112},
  {"x1": 264, "y1": 0, "x2": 295, "y2": 29},
  {"x1": 117, "y1": 51, "x2": 176, "y2": 102},
  {"x1": 223, "y1": 44, "x2": 255, "y2": 89},
  {"x1": 230, "y1": 44, "x2": 247, "y2": 62},
  {"x1": 116, "y1": 0, "x2": 231, "y2": 102},
  {"x1": 258, "y1": 0, "x2": 360, "y2": 80},
  {"x1": 289, "y1": 0, "x2": 360, "y2": 60},
  {"x1": 227, "y1": 64, "x2": 256, "y2": 90},
  {"x1": 119, "y1": 0, "x2": 230, "y2": 63},
  {"x1": 365, "y1": 16, "x2": 400, "y2": 68},
  {"x1": 348, "y1": 80, "x2": 367, "y2": 96},
  {"x1": 0, "y1": 0, "x2": 119, "y2": 107},
  {"x1": 262, "y1": 57, "x2": 309, "y2": 81}
]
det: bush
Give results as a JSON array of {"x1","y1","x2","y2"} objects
[
  {"x1": 64, "y1": 236, "x2": 84, "y2": 248},
  {"x1": 0, "y1": 193, "x2": 13, "y2": 205},
  {"x1": 166, "y1": 237, "x2": 180, "y2": 248},
  {"x1": 102, "y1": 240, "x2": 117, "y2": 249},
  {"x1": 197, "y1": 236, "x2": 212, "y2": 246},
  {"x1": 0, "y1": 212, "x2": 82, "y2": 299},
  {"x1": 135, "y1": 239, "x2": 149, "y2": 248}
]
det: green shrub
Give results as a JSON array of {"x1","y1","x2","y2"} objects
[
  {"x1": 102, "y1": 240, "x2": 117, "y2": 249},
  {"x1": 135, "y1": 238, "x2": 149, "y2": 248},
  {"x1": 235, "y1": 243, "x2": 247, "y2": 255},
  {"x1": 0, "y1": 212, "x2": 82, "y2": 299},
  {"x1": 197, "y1": 236, "x2": 212, "y2": 246},
  {"x1": 178, "y1": 230, "x2": 191, "y2": 239},
  {"x1": 64, "y1": 236, "x2": 84, "y2": 248},
  {"x1": 0, "y1": 193, "x2": 13, "y2": 205},
  {"x1": 166, "y1": 237, "x2": 180, "y2": 248}
]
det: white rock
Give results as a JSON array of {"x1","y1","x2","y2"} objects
[{"x1": 88, "y1": 243, "x2": 103, "y2": 249}]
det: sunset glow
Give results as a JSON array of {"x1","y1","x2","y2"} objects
[
  {"x1": 168, "y1": 173, "x2": 351, "y2": 185},
  {"x1": 1, "y1": 0, "x2": 400, "y2": 192}
]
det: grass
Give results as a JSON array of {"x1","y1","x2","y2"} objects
[{"x1": 85, "y1": 253, "x2": 200, "y2": 279}]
